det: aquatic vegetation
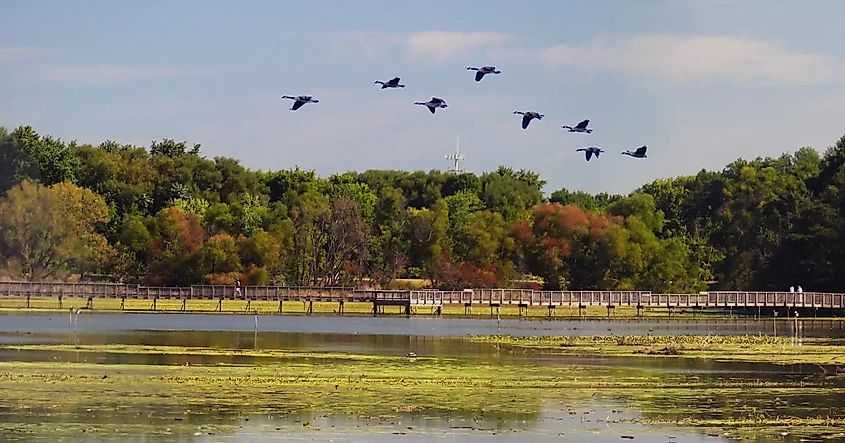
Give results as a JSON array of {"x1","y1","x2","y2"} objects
[
  {"x1": 1, "y1": 335, "x2": 844, "y2": 441},
  {"x1": 471, "y1": 334, "x2": 845, "y2": 366}
]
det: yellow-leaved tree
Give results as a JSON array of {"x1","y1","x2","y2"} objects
[{"x1": 0, "y1": 180, "x2": 112, "y2": 280}]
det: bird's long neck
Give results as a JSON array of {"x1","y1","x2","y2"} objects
[{"x1": 375, "y1": 81, "x2": 385, "y2": 85}]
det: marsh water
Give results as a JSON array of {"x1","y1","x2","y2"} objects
[
  {"x1": 1, "y1": 312, "x2": 844, "y2": 442},
  {"x1": 1, "y1": 311, "x2": 844, "y2": 337}
]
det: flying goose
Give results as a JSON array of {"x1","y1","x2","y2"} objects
[
  {"x1": 576, "y1": 147, "x2": 605, "y2": 161},
  {"x1": 513, "y1": 111, "x2": 544, "y2": 129},
  {"x1": 281, "y1": 95, "x2": 319, "y2": 111},
  {"x1": 622, "y1": 145, "x2": 648, "y2": 158},
  {"x1": 414, "y1": 97, "x2": 448, "y2": 114},
  {"x1": 466, "y1": 66, "x2": 501, "y2": 82},
  {"x1": 374, "y1": 77, "x2": 405, "y2": 89},
  {"x1": 562, "y1": 119, "x2": 593, "y2": 133}
]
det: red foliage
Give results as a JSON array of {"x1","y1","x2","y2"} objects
[
  {"x1": 436, "y1": 257, "x2": 505, "y2": 290},
  {"x1": 509, "y1": 219, "x2": 534, "y2": 244}
]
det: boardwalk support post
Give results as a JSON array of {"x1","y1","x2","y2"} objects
[
  {"x1": 636, "y1": 305, "x2": 642, "y2": 317},
  {"x1": 308, "y1": 300, "x2": 313, "y2": 315}
]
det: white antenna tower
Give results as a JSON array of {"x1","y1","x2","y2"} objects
[{"x1": 445, "y1": 137, "x2": 465, "y2": 173}]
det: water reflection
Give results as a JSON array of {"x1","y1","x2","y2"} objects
[
  {"x1": 1, "y1": 312, "x2": 844, "y2": 338},
  {"x1": 0, "y1": 330, "x2": 836, "y2": 378}
]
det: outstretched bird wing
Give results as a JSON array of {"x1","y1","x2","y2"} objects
[
  {"x1": 475, "y1": 71, "x2": 485, "y2": 82},
  {"x1": 430, "y1": 97, "x2": 444, "y2": 104},
  {"x1": 586, "y1": 150, "x2": 593, "y2": 161},
  {"x1": 428, "y1": 105, "x2": 436, "y2": 114},
  {"x1": 576, "y1": 119, "x2": 589, "y2": 129},
  {"x1": 522, "y1": 114, "x2": 531, "y2": 129},
  {"x1": 635, "y1": 145, "x2": 647, "y2": 156},
  {"x1": 291, "y1": 100, "x2": 305, "y2": 111}
]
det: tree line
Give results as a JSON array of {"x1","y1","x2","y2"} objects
[{"x1": 1, "y1": 125, "x2": 844, "y2": 291}]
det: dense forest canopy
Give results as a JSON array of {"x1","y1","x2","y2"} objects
[{"x1": 1, "y1": 124, "x2": 844, "y2": 291}]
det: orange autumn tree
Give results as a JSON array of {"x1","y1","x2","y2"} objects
[{"x1": 515, "y1": 203, "x2": 617, "y2": 290}]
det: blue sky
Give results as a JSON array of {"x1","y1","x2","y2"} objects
[{"x1": 3, "y1": 0, "x2": 845, "y2": 194}]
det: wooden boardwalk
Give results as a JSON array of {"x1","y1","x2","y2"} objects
[{"x1": 0, "y1": 281, "x2": 843, "y2": 314}]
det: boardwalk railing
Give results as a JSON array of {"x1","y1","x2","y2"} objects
[{"x1": 0, "y1": 281, "x2": 843, "y2": 310}]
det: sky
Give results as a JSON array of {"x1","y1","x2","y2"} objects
[{"x1": 3, "y1": 0, "x2": 845, "y2": 195}]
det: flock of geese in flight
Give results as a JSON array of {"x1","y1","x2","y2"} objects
[{"x1": 281, "y1": 66, "x2": 648, "y2": 162}]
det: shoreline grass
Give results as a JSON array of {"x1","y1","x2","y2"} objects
[{"x1": 3, "y1": 296, "x2": 838, "y2": 320}]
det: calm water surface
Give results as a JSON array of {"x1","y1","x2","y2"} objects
[{"x1": 1, "y1": 311, "x2": 843, "y2": 337}]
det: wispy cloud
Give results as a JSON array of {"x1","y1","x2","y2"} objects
[
  {"x1": 0, "y1": 47, "x2": 42, "y2": 63},
  {"x1": 407, "y1": 31, "x2": 510, "y2": 64},
  {"x1": 43, "y1": 64, "x2": 181, "y2": 86},
  {"x1": 330, "y1": 31, "x2": 404, "y2": 60},
  {"x1": 538, "y1": 34, "x2": 845, "y2": 85}
]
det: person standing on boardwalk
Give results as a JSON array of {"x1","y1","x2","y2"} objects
[{"x1": 235, "y1": 279, "x2": 242, "y2": 297}]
